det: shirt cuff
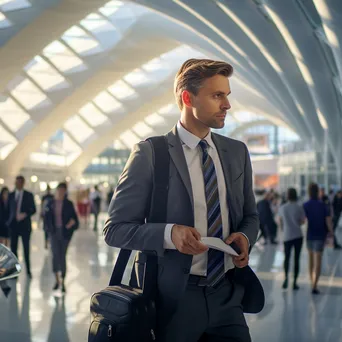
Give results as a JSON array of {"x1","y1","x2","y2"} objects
[
  {"x1": 239, "y1": 232, "x2": 250, "y2": 247},
  {"x1": 163, "y1": 224, "x2": 177, "y2": 250}
]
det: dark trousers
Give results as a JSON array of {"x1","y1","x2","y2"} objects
[
  {"x1": 333, "y1": 213, "x2": 341, "y2": 246},
  {"x1": 50, "y1": 234, "x2": 70, "y2": 278},
  {"x1": 93, "y1": 213, "x2": 98, "y2": 231},
  {"x1": 159, "y1": 276, "x2": 250, "y2": 342},
  {"x1": 284, "y1": 237, "x2": 303, "y2": 282},
  {"x1": 10, "y1": 226, "x2": 31, "y2": 275},
  {"x1": 257, "y1": 223, "x2": 267, "y2": 242},
  {"x1": 258, "y1": 222, "x2": 277, "y2": 243}
]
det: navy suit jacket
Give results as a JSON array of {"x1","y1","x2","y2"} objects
[
  {"x1": 44, "y1": 198, "x2": 79, "y2": 240},
  {"x1": 7, "y1": 190, "x2": 36, "y2": 233}
]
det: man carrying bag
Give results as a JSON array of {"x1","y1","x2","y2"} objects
[{"x1": 102, "y1": 59, "x2": 264, "y2": 342}]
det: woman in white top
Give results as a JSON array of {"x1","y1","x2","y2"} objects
[{"x1": 278, "y1": 188, "x2": 306, "y2": 290}]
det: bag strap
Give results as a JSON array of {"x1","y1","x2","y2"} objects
[{"x1": 109, "y1": 136, "x2": 170, "y2": 287}]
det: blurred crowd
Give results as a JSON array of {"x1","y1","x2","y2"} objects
[
  {"x1": 255, "y1": 184, "x2": 342, "y2": 294},
  {"x1": 0, "y1": 175, "x2": 115, "y2": 294},
  {"x1": 1, "y1": 174, "x2": 342, "y2": 296}
]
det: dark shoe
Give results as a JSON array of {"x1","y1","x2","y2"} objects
[
  {"x1": 27, "y1": 272, "x2": 32, "y2": 279},
  {"x1": 61, "y1": 284, "x2": 66, "y2": 293},
  {"x1": 53, "y1": 283, "x2": 59, "y2": 291},
  {"x1": 282, "y1": 279, "x2": 288, "y2": 289},
  {"x1": 312, "y1": 288, "x2": 320, "y2": 295},
  {"x1": 334, "y1": 244, "x2": 342, "y2": 250},
  {"x1": 293, "y1": 284, "x2": 300, "y2": 290}
]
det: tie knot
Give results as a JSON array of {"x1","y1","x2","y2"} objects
[{"x1": 198, "y1": 140, "x2": 208, "y2": 153}]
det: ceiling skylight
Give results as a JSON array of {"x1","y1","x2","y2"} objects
[
  {"x1": 93, "y1": 91, "x2": 122, "y2": 114},
  {"x1": 132, "y1": 122, "x2": 154, "y2": 138},
  {"x1": 124, "y1": 68, "x2": 150, "y2": 87},
  {"x1": 62, "y1": 25, "x2": 102, "y2": 56},
  {"x1": 0, "y1": 0, "x2": 31, "y2": 12},
  {"x1": 0, "y1": 97, "x2": 30, "y2": 132},
  {"x1": 0, "y1": 11, "x2": 11, "y2": 28},
  {"x1": 43, "y1": 41, "x2": 87, "y2": 73},
  {"x1": 79, "y1": 103, "x2": 110, "y2": 127},
  {"x1": 10, "y1": 78, "x2": 49, "y2": 110},
  {"x1": 25, "y1": 56, "x2": 69, "y2": 91},
  {"x1": 108, "y1": 80, "x2": 137, "y2": 100},
  {"x1": 64, "y1": 116, "x2": 95, "y2": 144}
]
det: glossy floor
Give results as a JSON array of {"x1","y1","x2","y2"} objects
[{"x1": 1, "y1": 217, "x2": 342, "y2": 342}]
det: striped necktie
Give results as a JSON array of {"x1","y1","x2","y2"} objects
[{"x1": 198, "y1": 140, "x2": 225, "y2": 286}]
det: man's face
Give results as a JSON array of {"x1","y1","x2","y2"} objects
[
  {"x1": 15, "y1": 178, "x2": 24, "y2": 190},
  {"x1": 190, "y1": 75, "x2": 231, "y2": 129},
  {"x1": 56, "y1": 187, "x2": 66, "y2": 199}
]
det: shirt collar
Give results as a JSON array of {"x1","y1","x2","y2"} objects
[{"x1": 176, "y1": 121, "x2": 215, "y2": 150}]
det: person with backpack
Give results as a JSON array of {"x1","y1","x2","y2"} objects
[{"x1": 104, "y1": 58, "x2": 264, "y2": 342}]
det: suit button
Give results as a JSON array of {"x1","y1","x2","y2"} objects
[{"x1": 183, "y1": 268, "x2": 190, "y2": 274}]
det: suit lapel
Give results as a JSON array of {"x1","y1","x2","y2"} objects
[{"x1": 167, "y1": 126, "x2": 194, "y2": 210}]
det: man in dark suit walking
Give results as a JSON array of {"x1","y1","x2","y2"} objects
[
  {"x1": 104, "y1": 59, "x2": 264, "y2": 341},
  {"x1": 7, "y1": 175, "x2": 36, "y2": 278}
]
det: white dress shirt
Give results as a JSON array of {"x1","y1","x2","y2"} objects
[
  {"x1": 164, "y1": 122, "x2": 235, "y2": 276},
  {"x1": 15, "y1": 189, "x2": 24, "y2": 220}
]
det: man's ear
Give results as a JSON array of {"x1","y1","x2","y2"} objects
[{"x1": 181, "y1": 90, "x2": 193, "y2": 108}]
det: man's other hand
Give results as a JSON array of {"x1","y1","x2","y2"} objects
[
  {"x1": 225, "y1": 233, "x2": 249, "y2": 268},
  {"x1": 172, "y1": 225, "x2": 208, "y2": 255}
]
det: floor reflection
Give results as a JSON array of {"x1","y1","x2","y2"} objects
[{"x1": 47, "y1": 297, "x2": 69, "y2": 342}]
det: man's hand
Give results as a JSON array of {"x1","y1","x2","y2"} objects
[
  {"x1": 17, "y1": 213, "x2": 27, "y2": 222},
  {"x1": 66, "y1": 219, "x2": 76, "y2": 230},
  {"x1": 172, "y1": 225, "x2": 208, "y2": 255},
  {"x1": 225, "y1": 233, "x2": 249, "y2": 268}
]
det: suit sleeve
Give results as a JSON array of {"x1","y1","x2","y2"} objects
[
  {"x1": 70, "y1": 201, "x2": 79, "y2": 230},
  {"x1": 237, "y1": 144, "x2": 259, "y2": 247},
  {"x1": 103, "y1": 141, "x2": 166, "y2": 257},
  {"x1": 27, "y1": 192, "x2": 36, "y2": 217}
]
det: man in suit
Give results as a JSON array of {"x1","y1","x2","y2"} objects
[
  {"x1": 7, "y1": 175, "x2": 36, "y2": 278},
  {"x1": 257, "y1": 191, "x2": 278, "y2": 245},
  {"x1": 104, "y1": 59, "x2": 264, "y2": 342}
]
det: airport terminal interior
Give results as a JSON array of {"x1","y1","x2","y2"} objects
[{"x1": 1, "y1": 0, "x2": 342, "y2": 341}]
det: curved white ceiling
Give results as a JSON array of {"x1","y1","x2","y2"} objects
[{"x1": 0, "y1": 0, "x2": 341, "y2": 177}]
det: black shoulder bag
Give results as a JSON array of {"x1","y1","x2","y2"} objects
[{"x1": 88, "y1": 136, "x2": 169, "y2": 342}]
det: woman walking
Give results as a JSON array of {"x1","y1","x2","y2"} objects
[
  {"x1": 0, "y1": 187, "x2": 10, "y2": 247},
  {"x1": 44, "y1": 182, "x2": 79, "y2": 293},
  {"x1": 303, "y1": 183, "x2": 333, "y2": 294},
  {"x1": 278, "y1": 188, "x2": 306, "y2": 290}
]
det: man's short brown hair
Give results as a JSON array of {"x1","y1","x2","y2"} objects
[
  {"x1": 174, "y1": 58, "x2": 233, "y2": 110},
  {"x1": 308, "y1": 182, "x2": 319, "y2": 200}
]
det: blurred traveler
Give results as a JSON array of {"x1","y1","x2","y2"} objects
[
  {"x1": 278, "y1": 188, "x2": 305, "y2": 290},
  {"x1": 107, "y1": 186, "x2": 114, "y2": 208},
  {"x1": 90, "y1": 185, "x2": 102, "y2": 232},
  {"x1": 304, "y1": 183, "x2": 333, "y2": 294},
  {"x1": 0, "y1": 187, "x2": 10, "y2": 247},
  {"x1": 41, "y1": 185, "x2": 54, "y2": 250},
  {"x1": 7, "y1": 175, "x2": 36, "y2": 279},
  {"x1": 332, "y1": 190, "x2": 342, "y2": 249},
  {"x1": 257, "y1": 191, "x2": 278, "y2": 244},
  {"x1": 44, "y1": 182, "x2": 79, "y2": 293}
]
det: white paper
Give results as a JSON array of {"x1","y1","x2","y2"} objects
[{"x1": 201, "y1": 237, "x2": 239, "y2": 256}]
